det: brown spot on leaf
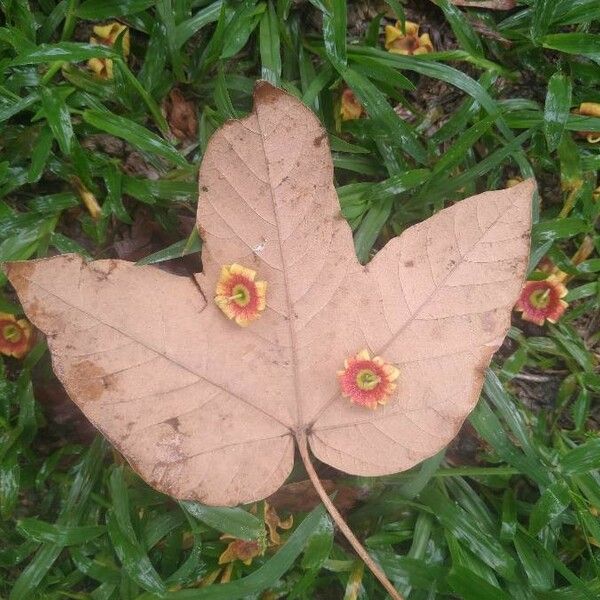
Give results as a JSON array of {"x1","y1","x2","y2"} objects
[
  {"x1": 165, "y1": 416, "x2": 181, "y2": 432},
  {"x1": 66, "y1": 360, "x2": 107, "y2": 403},
  {"x1": 313, "y1": 132, "x2": 327, "y2": 147}
]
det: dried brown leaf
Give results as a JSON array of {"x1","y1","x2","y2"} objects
[
  {"x1": 163, "y1": 89, "x2": 198, "y2": 142},
  {"x1": 6, "y1": 83, "x2": 534, "y2": 509}
]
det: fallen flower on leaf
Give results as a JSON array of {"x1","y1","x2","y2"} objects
[
  {"x1": 573, "y1": 103, "x2": 600, "y2": 144},
  {"x1": 515, "y1": 275, "x2": 568, "y2": 326},
  {"x1": 215, "y1": 264, "x2": 267, "y2": 327},
  {"x1": 87, "y1": 22, "x2": 130, "y2": 79},
  {"x1": 0, "y1": 313, "x2": 32, "y2": 358},
  {"x1": 385, "y1": 21, "x2": 434, "y2": 55},
  {"x1": 340, "y1": 88, "x2": 364, "y2": 121},
  {"x1": 338, "y1": 349, "x2": 399, "y2": 409}
]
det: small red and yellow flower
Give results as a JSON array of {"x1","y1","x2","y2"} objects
[
  {"x1": 338, "y1": 349, "x2": 399, "y2": 409},
  {"x1": 218, "y1": 536, "x2": 266, "y2": 566},
  {"x1": 0, "y1": 313, "x2": 33, "y2": 359},
  {"x1": 515, "y1": 275, "x2": 568, "y2": 326},
  {"x1": 340, "y1": 88, "x2": 364, "y2": 121},
  {"x1": 87, "y1": 22, "x2": 130, "y2": 79},
  {"x1": 573, "y1": 102, "x2": 600, "y2": 144},
  {"x1": 215, "y1": 264, "x2": 267, "y2": 327},
  {"x1": 385, "y1": 21, "x2": 434, "y2": 56}
]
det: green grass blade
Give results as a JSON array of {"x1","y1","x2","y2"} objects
[
  {"x1": 544, "y1": 72, "x2": 572, "y2": 152},
  {"x1": 180, "y1": 501, "x2": 264, "y2": 540},
  {"x1": 168, "y1": 504, "x2": 326, "y2": 599},
  {"x1": 82, "y1": 109, "x2": 187, "y2": 166},
  {"x1": 76, "y1": 0, "x2": 155, "y2": 19}
]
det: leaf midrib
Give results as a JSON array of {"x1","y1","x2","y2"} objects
[{"x1": 254, "y1": 102, "x2": 305, "y2": 433}]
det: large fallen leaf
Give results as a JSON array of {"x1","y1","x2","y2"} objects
[{"x1": 6, "y1": 84, "x2": 533, "y2": 507}]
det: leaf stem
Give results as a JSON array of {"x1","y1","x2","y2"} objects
[{"x1": 296, "y1": 432, "x2": 404, "y2": 600}]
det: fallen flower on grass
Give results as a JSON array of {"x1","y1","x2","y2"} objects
[
  {"x1": 0, "y1": 313, "x2": 32, "y2": 359},
  {"x1": 340, "y1": 88, "x2": 364, "y2": 121},
  {"x1": 515, "y1": 275, "x2": 568, "y2": 326},
  {"x1": 218, "y1": 501, "x2": 291, "y2": 567},
  {"x1": 573, "y1": 102, "x2": 600, "y2": 144},
  {"x1": 87, "y1": 22, "x2": 130, "y2": 79},
  {"x1": 385, "y1": 21, "x2": 434, "y2": 55},
  {"x1": 218, "y1": 536, "x2": 265, "y2": 566},
  {"x1": 338, "y1": 349, "x2": 399, "y2": 409}
]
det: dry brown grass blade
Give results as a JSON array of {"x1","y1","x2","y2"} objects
[{"x1": 5, "y1": 82, "x2": 534, "y2": 598}]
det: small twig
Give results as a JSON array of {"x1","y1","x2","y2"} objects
[
  {"x1": 512, "y1": 373, "x2": 554, "y2": 383},
  {"x1": 296, "y1": 432, "x2": 404, "y2": 600}
]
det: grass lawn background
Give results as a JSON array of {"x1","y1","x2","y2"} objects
[{"x1": 1, "y1": 0, "x2": 599, "y2": 598}]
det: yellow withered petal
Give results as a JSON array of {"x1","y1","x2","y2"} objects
[{"x1": 579, "y1": 102, "x2": 600, "y2": 118}]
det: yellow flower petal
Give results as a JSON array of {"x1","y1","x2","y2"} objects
[
  {"x1": 384, "y1": 20, "x2": 434, "y2": 55},
  {"x1": 384, "y1": 24, "x2": 402, "y2": 47},
  {"x1": 579, "y1": 102, "x2": 600, "y2": 118},
  {"x1": 403, "y1": 21, "x2": 420, "y2": 36},
  {"x1": 92, "y1": 22, "x2": 130, "y2": 58}
]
